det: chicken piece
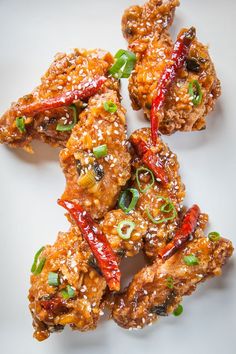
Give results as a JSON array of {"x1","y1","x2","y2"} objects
[
  {"x1": 0, "y1": 49, "x2": 115, "y2": 152},
  {"x1": 130, "y1": 128, "x2": 185, "y2": 257},
  {"x1": 100, "y1": 209, "x2": 148, "y2": 258},
  {"x1": 28, "y1": 225, "x2": 107, "y2": 341},
  {"x1": 122, "y1": 0, "x2": 221, "y2": 133},
  {"x1": 112, "y1": 232, "x2": 233, "y2": 329},
  {"x1": 60, "y1": 89, "x2": 131, "y2": 220}
]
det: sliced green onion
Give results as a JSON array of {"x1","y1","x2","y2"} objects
[
  {"x1": 56, "y1": 104, "x2": 77, "y2": 131},
  {"x1": 188, "y1": 80, "x2": 203, "y2": 106},
  {"x1": 136, "y1": 167, "x2": 154, "y2": 193},
  {"x1": 173, "y1": 304, "x2": 183, "y2": 317},
  {"x1": 16, "y1": 116, "x2": 26, "y2": 133},
  {"x1": 103, "y1": 101, "x2": 117, "y2": 113},
  {"x1": 118, "y1": 188, "x2": 139, "y2": 213},
  {"x1": 109, "y1": 49, "x2": 136, "y2": 79},
  {"x1": 61, "y1": 285, "x2": 75, "y2": 299},
  {"x1": 93, "y1": 144, "x2": 108, "y2": 158},
  {"x1": 145, "y1": 196, "x2": 177, "y2": 224},
  {"x1": 166, "y1": 276, "x2": 174, "y2": 289},
  {"x1": 208, "y1": 231, "x2": 220, "y2": 242},
  {"x1": 117, "y1": 220, "x2": 136, "y2": 240},
  {"x1": 48, "y1": 272, "x2": 59, "y2": 286},
  {"x1": 33, "y1": 257, "x2": 46, "y2": 275},
  {"x1": 183, "y1": 254, "x2": 199, "y2": 266},
  {"x1": 31, "y1": 246, "x2": 45, "y2": 273}
]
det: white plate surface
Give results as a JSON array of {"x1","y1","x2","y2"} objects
[{"x1": 0, "y1": 1, "x2": 235, "y2": 353}]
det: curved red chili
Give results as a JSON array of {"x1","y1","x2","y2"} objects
[
  {"x1": 151, "y1": 27, "x2": 196, "y2": 145},
  {"x1": 159, "y1": 204, "x2": 200, "y2": 261},
  {"x1": 130, "y1": 135, "x2": 168, "y2": 185},
  {"x1": 16, "y1": 76, "x2": 107, "y2": 117},
  {"x1": 58, "y1": 199, "x2": 120, "y2": 292}
]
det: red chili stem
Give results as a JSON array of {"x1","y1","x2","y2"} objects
[
  {"x1": 58, "y1": 199, "x2": 120, "y2": 292},
  {"x1": 151, "y1": 27, "x2": 196, "y2": 145},
  {"x1": 16, "y1": 76, "x2": 107, "y2": 117},
  {"x1": 159, "y1": 204, "x2": 200, "y2": 261},
  {"x1": 130, "y1": 135, "x2": 168, "y2": 185}
]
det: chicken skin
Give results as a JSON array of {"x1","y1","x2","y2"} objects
[
  {"x1": 0, "y1": 49, "x2": 115, "y2": 152},
  {"x1": 122, "y1": 0, "x2": 221, "y2": 133}
]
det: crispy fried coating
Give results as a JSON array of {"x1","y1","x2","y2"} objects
[
  {"x1": 28, "y1": 225, "x2": 107, "y2": 341},
  {"x1": 122, "y1": 0, "x2": 221, "y2": 133},
  {"x1": 112, "y1": 234, "x2": 233, "y2": 329},
  {"x1": 0, "y1": 49, "x2": 115, "y2": 151},
  {"x1": 60, "y1": 89, "x2": 131, "y2": 220},
  {"x1": 100, "y1": 209, "x2": 148, "y2": 258},
  {"x1": 130, "y1": 128, "x2": 185, "y2": 257}
]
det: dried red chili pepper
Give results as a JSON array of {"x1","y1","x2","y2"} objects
[
  {"x1": 58, "y1": 199, "x2": 120, "y2": 292},
  {"x1": 130, "y1": 135, "x2": 168, "y2": 185},
  {"x1": 159, "y1": 204, "x2": 200, "y2": 261},
  {"x1": 16, "y1": 76, "x2": 107, "y2": 117},
  {"x1": 151, "y1": 27, "x2": 196, "y2": 145}
]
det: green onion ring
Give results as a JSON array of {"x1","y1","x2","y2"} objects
[
  {"x1": 109, "y1": 49, "x2": 136, "y2": 79},
  {"x1": 208, "y1": 231, "x2": 220, "y2": 242},
  {"x1": 118, "y1": 188, "x2": 139, "y2": 213},
  {"x1": 93, "y1": 144, "x2": 108, "y2": 158},
  {"x1": 117, "y1": 220, "x2": 136, "y2": 240},
  {"x1": 48, "y1": 272, "x2": 59, "y2": 286},
  {"x1": 61, "y1": 285, "x2": 75, "y2": 299},
  {"x1": 56, "y1": 104, "x2": 77, "y2": 131},
  {"x1": 33, "y1": 257, "x2": 46, "y2": 275},
  {"x1": 145, "y1": 196, "x2": 177, "y2": 224},
  {"x1": 31, "y1": 246, "x2": 45, "y2": 273},
  {"x1": 173, "y1": 304, "x2": 183, "y2": 317},
  {"x1": 188, "y1": 80, "x2": 203, "y2": 106},
  {"x1": 103, "y1": 101, "x2": 118, "y2": 113},
  {"x1": 16, "y1": 116, "x2": 26, "y2": 133},
  {"x1": 136, "y1": 167, "x2": 154, "y2": 193},
  {"x1": 183, "y1": 254, "x2": 199, "y2": 266}
]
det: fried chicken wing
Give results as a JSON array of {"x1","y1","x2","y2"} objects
[
  {"x1": 112, "y1": 234, "x2": 233, "y2": 329},
  {"x1": 60, "y1": 89, "x2": 131, "y2": 219},
  {"x1": 0, "y1": 49, "x2": 115, "y2": 151},
  {"x1": 122, "y1": 0, "x2": 221, "y2": 134},
  {"x1": 29, "y1": 225, "x2": 107, "y2": 341},
  {"x1": 130, "y1": 128, "x2": 185, "y2": 257}
]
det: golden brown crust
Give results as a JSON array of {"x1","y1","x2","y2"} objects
[
  {"x1": 0, "y1": 49, "x2": 114, "y2": 150},
  {"x1": 60, "y1": 89, "x2": 131, "y2": 220}
]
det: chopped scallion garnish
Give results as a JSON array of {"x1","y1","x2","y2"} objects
[
  {"x1": 145, "y1": 196, "x2": 177, "y2": 224},
  {"x1": 183, "y1": 254, "x2": 199, "y2": 266},
  {"x1": 188, "y1": 80, "x2": 202, "y2": 106},
  {"x1": 136, "y1": 167, "x2": 154, "y2": 193},
  {"x1": 109, "y1": 49, "x2": 136, "y2": 79},
  {"x1": 103, "y1": 101, "x2": 117, "y2": 113},
  {"x1": 31, "y1": 246, "x2": 45, "y2": 273},
  {"x1": 117, "y1": 220, "x2": 136, "y2": 240},
  {"x1": 16, "y1": 116, "x2": 26, "y2": 133},
  {"x1": 48, "y1": 272, "x2": 59, "y2": 286},
  {"x1": 61, "y1": 285, "x2": 75, "y2": 299},
  {"x1": 56, "y1": 104, "x2": 77, "y2": 131},
  {"x1": 93, "y1": 144, "x2": 108, "y2": 158},
  {"x1": 166, "y1": 276, "x2": 174, "y2": 289},
  {"x1": 33, "y1": 257, "x2": 46, "y2": 275},
  {"x1": 208, "y1": 231, "x2": 220, "y2": 242},
  {"x1": 118, "y1": 188, "x2": 139, "y2": 214},
  {"x1": 173, "y1": 304, "x2": 183, "y2": 316}
]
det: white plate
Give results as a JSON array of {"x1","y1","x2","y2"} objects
[{"x1": 0, "y1": 0, "x2": 235, "y2": 353}]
